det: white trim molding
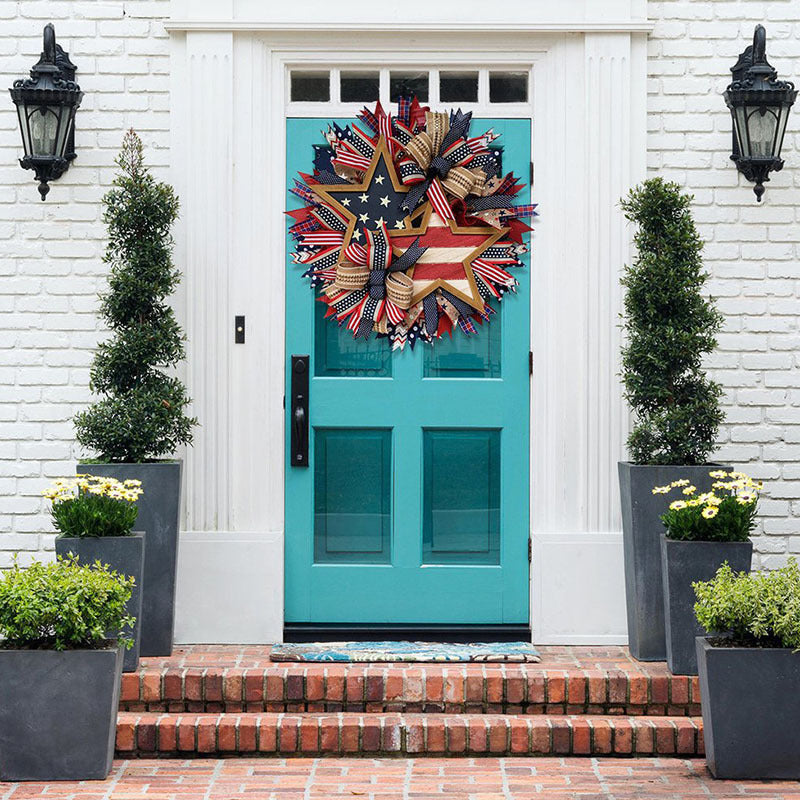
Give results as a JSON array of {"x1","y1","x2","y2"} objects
[{"x1": 168, "y1": 5, "x2": 648, "y2": 642}]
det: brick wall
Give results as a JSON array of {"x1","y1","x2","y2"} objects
[
  {"x1": 648, "y1": 0, "x2": 800, "y2": 567},
  {"x1": 0, "y1": 1, "x2": 170, "y2": 565},
  {"x1": 1, "y1": 1, "x2": 799, "y2": 569}
]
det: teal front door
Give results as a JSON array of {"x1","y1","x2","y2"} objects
[{"x1": 285, "y1": 117, "x2": 531, "y2": 628}]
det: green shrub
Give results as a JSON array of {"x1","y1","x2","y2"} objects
[
  {"x1": 620, "y1": 178, "x2": 725, "y2": 465},
  {"x1": 44, "y1": 475, "x2": 143, "y2": 538},
  {"x1": 0, "y1": 557, "x2": 135, "y2": 651},
  {"x1": 694, "y1": 559, "x2": 800, "y2": 648},
  {"x1": 655, "y1": 470, "x2": 759, "y2": 542},
  {"x1": 74, "y1": 130, "x2": 197, "y2": 463}
]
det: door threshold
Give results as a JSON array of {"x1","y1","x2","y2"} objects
[{"x1": 283, "y1": 624, "x2": 532, "y2": 643}]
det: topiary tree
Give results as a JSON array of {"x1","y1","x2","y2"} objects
[
  {"x1": 74, "y1": 130, "x2": 197, "y2": 463},
  {"x1": 620, "y1": 178, "x2": 725, "y2": 465}
]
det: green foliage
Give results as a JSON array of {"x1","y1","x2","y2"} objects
[
  {"x1": 620, "y1": 178, "x2": 725, "y2": 465},
  {"x1": 0, "y1": 557, "x2": 135, "y2": 651},
  {"x1": 46, "y1": 476, "x2": 142, "y2": 538},
  {"x1": 74, "y1": 130, "x2": 197, "y2": 463},
  {"x1": 656, "y1": 470, "x2": 759, "y2": 543},
  {"x1": 694, "y1": 559, "x2": 800, "y2": 648}
]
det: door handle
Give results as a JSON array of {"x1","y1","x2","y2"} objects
[{"x1": 290, "y1": 355, "x2": 309, "y2": 467}]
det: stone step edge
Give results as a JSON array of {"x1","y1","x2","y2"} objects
[
  {"x1": 122, "y1": 667, "x2": 699, "y2": 713},
  {"x1": 116, "y1": 712, "x2": 704, "y2": 757}
]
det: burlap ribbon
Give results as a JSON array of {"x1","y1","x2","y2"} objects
[{"x1": 401, "y1": 110, "x2": 490, "y2": 210}]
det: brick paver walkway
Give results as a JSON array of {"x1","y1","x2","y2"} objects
[{"x1": 3, "y1": 758, "x2": 799, "y2": 799}]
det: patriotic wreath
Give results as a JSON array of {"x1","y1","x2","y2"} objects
[{"x1": 288, "y1": 97, "x2": 536, "y2": 349}]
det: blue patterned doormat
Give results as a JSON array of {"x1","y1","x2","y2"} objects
[{"x1": 269, "y1": 641, "x2": 541, "y2": 663}]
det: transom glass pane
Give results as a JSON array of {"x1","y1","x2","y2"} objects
[
  {"x1": 489, "y1": 71, "x2": 528, "y2": 103},
  {"x1": 423, "y1": 429, "x2": 501, "y2": 565},
  {"x1": 440, "y1": 71, "x2": 478, "y2": 103},
  {"x1": 291, "y1": 71, "x2": 330, "y2": 102},
  {"x1": 390, "y1": 71, "x2": 429, "y2": 102},
  {"x1": 341, "y1": 71, "x2": 379, "y2": 103},
  {"x1": 314, "y1": 299, "x2": 391, "y2": 376},
  {"x1": 314, "y1": 428, "x2": 392, "y2": 564}
]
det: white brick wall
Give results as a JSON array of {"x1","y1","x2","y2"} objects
[
  {"x1": 648, "y1": 0, "x2": 800, "y2": 568},
  {"x1": 0, "y1": 1, "x2": 170, "y2": 565},
  {"x1": 1, "y1": 1, "x2": 799, "y2": 569}
]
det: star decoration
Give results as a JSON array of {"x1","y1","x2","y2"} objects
[
  {"x1": 390, "y1": 203, "x2": 506, "y2": 312},
  {"x1": 375, "y1": 216, "x2": 386, "y2": 227},
  {"x1": 309, "y1": 138, "x2": 423, "y2": 257}
]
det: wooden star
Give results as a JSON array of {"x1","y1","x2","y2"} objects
[
  {"x1": 309, "y1": 137, "x2": 427, "y2": 262},
  {"x1": 390, "y1": 202, "x2": 508, "y2": 313}
]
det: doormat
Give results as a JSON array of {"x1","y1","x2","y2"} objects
[{"x1": 269, "y1": 641, "x2": 540, "y2": 663}]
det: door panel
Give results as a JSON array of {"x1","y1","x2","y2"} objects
[{"x1": 285, "y1": 116, "x2": 531, "y2": 625}]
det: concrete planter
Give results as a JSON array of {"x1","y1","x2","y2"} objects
[
  {"x1": 618, "y1": 463, "x2": 729, "y2": 661},
  {"x1": 697, "y1": 637, "x2": 800, "y2": 779},
  {"x1": 80, "y1": 462, "x2": 182, "y2": 656},
  {"x1": 661, "y1": 537, "x2": 752, "y2": 675},
  {"x1": 55, "y1": 532, "x2": 145, "y2": 672},
  {"x1": 0, "y1": 645, "x2": 123, "y2": 781}
]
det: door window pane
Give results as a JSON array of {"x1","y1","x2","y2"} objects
[
  {"x1": 314, "y1": 299, "x2": 391, "y2": 376},
  {"x1": 489, "y1": 71, "x2": 528, "y2": 103},
  {"x1": 439, "y1": 71, "x2": 478, "y2": 103},
  {"x1": 423, "y1": 429, "x2": 500, "y2": 565},
  {"x1": 390, "y1": 71, "x2": 429, "y2": 102},
  {"x1": 314, "y1": 428, "x2": 392, "y2": 564},
  {"x1": 291, "y1": 71, "x2": 330, "y2": 102},
  {"x1": 423, "y1": 312, "x2": 501, "y2": 378},
  {"x1": 341, "y1": 71, "x2": 379, "y2": 103}
]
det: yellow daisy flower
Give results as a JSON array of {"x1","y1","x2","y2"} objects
[
  {"x1": 669, "y1": 500, "x2": 688, "y2": 511},
  {"x1": 682, "y1": 485, "x2": 696, "y2": 496},
  {"x1": 702, "y1": 506, "x2": 719, "y2": 519},
  {"x1": 652, "y1": 485, "x2": 672, "y2": 494}
]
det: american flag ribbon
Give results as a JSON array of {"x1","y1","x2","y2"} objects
[{"x1": 299, "y1": 231, "x2": 344, "y2": 247}]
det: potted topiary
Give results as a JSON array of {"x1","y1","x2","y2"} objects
[
  {"x1": 618, "y1": 178, "x2": 727, "y2": 661},
  {"x1": 47, "y1": 474, "x2": 145, "y2": 672},
  {"x1": 0, "y1": 556, "x2": 134, "y2": 781},
  {"x1": 694, "y1": 559, "x2": 800, "y2": 779},
  {"x1": 74, "y1": 130, "x2": 197, "y2": 657},
  {"x1": 655, "y1": 470, "x2": 757, "y2": 675}
]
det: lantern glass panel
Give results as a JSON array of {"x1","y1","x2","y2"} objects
[
  {"x1": 735, "y1": 105, "x2": 750, "y2": 156},
  {"x1": 28, "y1": 106, "x2": 60, "y2": 156},
  {"x1": 774, "y1": 104, "x2": 791, "y2": 158},
  {"x1": 54, "y1": 104, "x2": 73, "y2": 157},
  {"x1": 16, "y1": 104, "x2": 32, "y2": 156},
  {"x1": 746, "y1": 106, "x2": 778, "y2": 158}
]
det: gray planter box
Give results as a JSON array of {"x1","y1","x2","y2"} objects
[
  {"x1": 0, "y1": 645, "x2": 123, "y2": 781},
  {"x1": 55, "y1": 532, "x2": 145, "y2": 673},
  {"x1": 80, "y1": 462, "x2": 182, "y2": 656},
  {"x1": 661, "y1": 536, "x2": 752, "y2": 675},
  {"x1": 618, "y1": 462, "x2": 729, "y2": 661},
  {"x1": 697, "y1": 637, "x2": 800, "y2": 779}
]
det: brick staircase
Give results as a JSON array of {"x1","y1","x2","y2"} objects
[{"x1": 115, "y1": 646, "x2": 704, "y2": 757}]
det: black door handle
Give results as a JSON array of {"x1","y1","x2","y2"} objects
[{"x1": 290, "y1": 355, "x2": 309, "y2": 467}]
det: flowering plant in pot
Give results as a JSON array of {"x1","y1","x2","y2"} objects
[
  {"x1": 654, "y1": 470, "x2": 758, "y2": 675},
  {"x1": 694, "y1": 559, "x2": 800, "y2": 779},
  {"x1": 47, "y1": 475, "x2": 145, "y2": 672},
  {"x1": 74, "y1": 130, "x2": 197, "y2": 657},
  {"x1": 617, "y1": 178, "x2": 726, "y2": 661},
  {"x1": 0, "y1": 557, "x2": 134, "y2": 781}
]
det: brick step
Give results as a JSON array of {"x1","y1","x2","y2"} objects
[
  {"x1": 121, "y1": 665, "x2": 700, "y2": 716},
  {"x1": 116, "y1": 712, "x2": 704, "y2": 757}
]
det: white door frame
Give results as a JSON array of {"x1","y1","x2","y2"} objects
[{"x1": 169, "y1": 21, "x2": 647, "y2": 644}]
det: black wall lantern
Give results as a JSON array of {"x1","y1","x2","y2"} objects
[
  {"x1": 9, "y1": 24, "x2": 83, "y2": 200},
  {"x1": 724, "y1": 25, "x2": 796, "y2": 201}
]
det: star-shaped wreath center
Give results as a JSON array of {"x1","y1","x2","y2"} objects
[
  {"x1": 389, "y1": 202, "x2": 506, "y2": 313},
  {"x1": 310, "y1": 137, "x2": 422, "y2": 248}
]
